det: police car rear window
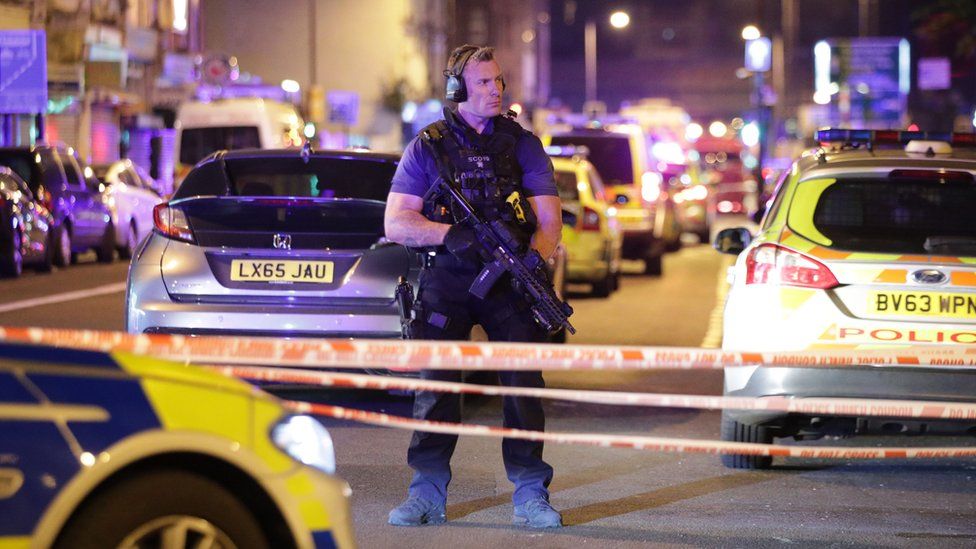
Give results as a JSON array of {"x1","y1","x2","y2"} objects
[
  {"x1": 549, "y1": 135, "x2": 634, "y2": 186},
  {"x1": 812, "y1": 177, "x2": 976, "y2": 255},
  {"x1": 554, "y1": 170, "x2": 579, "y2": 201}
]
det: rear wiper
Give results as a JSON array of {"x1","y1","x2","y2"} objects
[{"x1": 924, "y1": 236, "x2": 976, "y2": 254}]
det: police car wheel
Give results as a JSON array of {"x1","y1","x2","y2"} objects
[
  {"x1": 54, "y1": 468, "x2": 270, "y2": 549},
  {"x1": 720, "y1": 410, "x2": 773, "y2": 469},
  {"x1": 591, "y1": 273, "x2": 612, "y2": 298},
  {"x1": 643, "y1": 253, "x2": 663, "y2": 276}
]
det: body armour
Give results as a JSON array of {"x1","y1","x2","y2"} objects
[{"x1": 421, "y1": 109, "x2": 538, "y2": 241}]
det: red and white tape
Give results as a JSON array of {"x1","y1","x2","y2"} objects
[
  {"x1": 287, "y1": 400, "x2": 976, "y2": 460},
  {"x1": 215, "y1": 365, "x2": 976, "y2": 421},
  {"x1": 3, "y1": 326, "x2": 976, "y2": 372}
]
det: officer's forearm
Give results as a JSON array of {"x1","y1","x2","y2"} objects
[
  {"x1": 387, "y1": 209, "x2": 451, "y2": 247},
  {"x1": 531, "y1": 228, "x2": 560, "y2": 260}
]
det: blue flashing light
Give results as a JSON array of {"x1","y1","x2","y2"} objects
[{"x1": 815, "y1": 128, "x2": 976, "y2": 147}]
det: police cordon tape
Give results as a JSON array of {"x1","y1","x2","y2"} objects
[
  {"x1": 3, "y1": 324, "x2": 972, "y2": 460},
  {"x1": 285, "y1": 399, "x2": 976, "y2": 460},
  {"x1": 3, "y1": 326, "x2": 976, "y2": 371},
  {"x1": 214, "y1": 365, "x2": 976, "y2": 420}
]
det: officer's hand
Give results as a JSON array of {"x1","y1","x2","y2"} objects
[
  {"x1": 443, "y1": 224, "x2": 484, "y2": 263},
  {"x1": 489, "y1": 220, "x2": 529, "y2": 254}
]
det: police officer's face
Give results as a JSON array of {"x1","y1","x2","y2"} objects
[{"x1": 459, "y1": 59, "x2": 504, "y2": 120}]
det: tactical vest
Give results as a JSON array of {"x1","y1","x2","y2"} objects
[{"x1": 421, "y1": 110, "x2": 537, "y2": 238}]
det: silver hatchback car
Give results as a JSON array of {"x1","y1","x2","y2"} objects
[{"x1": 126, "y1": 147, "x2": 414, "y2": 338}]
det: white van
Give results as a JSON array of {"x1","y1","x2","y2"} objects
[{"x1": 174, "y1": 97, "x2": 305, "y2": 180}]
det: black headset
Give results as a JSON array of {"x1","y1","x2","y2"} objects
[{"x1": 444, "y1": 45, "x2": 505, "y2": 103}]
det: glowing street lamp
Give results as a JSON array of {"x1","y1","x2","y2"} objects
[
  {"x1": 741, "y1": 25, "x2": 761, "y2": 41},
  {"x1": 585, "y1": 11, "x2": 630, "y2": 104},
  {"x1": 610, "y1": 11, "x2": 630, "y2": 29}
]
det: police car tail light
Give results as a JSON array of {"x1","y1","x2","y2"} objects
[
  {"x1": 152, "y1": 203, "x2": 195, "y2": 243},
  {"x1": 745, "y1": 243, "x2": 839, "y2": 289},
  {"x1": 581, "y1": 207, "x2": 601, "y2": 231}
]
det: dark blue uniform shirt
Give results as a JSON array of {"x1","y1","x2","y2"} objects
[{"x1": 390, "y1": 114, "x2": 558, "y2": 199}]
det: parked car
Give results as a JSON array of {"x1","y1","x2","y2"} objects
[
  {"x1": 714, "y1": 129, "x2": 976, "y2": 469},
  {"x1": 550, "y1": 153, "x2": 622, "y2": 297},
  {"x1": 0, "y1": 339, "x2": 354, "y2": 548},
  {"x1": 546, "y1": 125, "x2": 679, "y2": 275},
  {"x1": 0, "y1": 166, "x2": 54, "y2": 276},
  {"x1": 0, "y1": 145, "x2": 114, "y2": 266},
  {"x1": 94, "y1": 159, "x2": 164, "y2": 259},
  {"x1": 658, "y1": 161, "x2": 704, "y2": 244},
  {"x1": 126, "y1": 147, "x2": 414, "y2": 338}
]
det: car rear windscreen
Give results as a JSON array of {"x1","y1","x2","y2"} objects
[
  {"x1": 811, "y1": 176, "x2": 976, "y2": 255},
  {"x1": 0, "y1": 151, "x2": 39, "y2": 192},
  {"x1": 176, "y1": 155, "x2": 398, "y2": 200},
  {"x1": 549, "y1": 135, "x2": 633, "y2": 186},
  {"x1": 180, "y1": 126, "x2": 261, "y2": 165},
  {"x1": 554, "y1": 170, "x2": 579, "y2": 202}
]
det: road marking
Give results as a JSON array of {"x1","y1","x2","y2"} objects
[
  {"x1": 0, "y1": 282, "x2": 127, "y2": 313},
  {"x1": 700, "y1": 255, "x2": 734, "y2": 348}
]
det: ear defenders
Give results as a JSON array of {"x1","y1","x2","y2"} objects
[{"x1": 444, "y1": 46, "x2": 505, "y2": 103}]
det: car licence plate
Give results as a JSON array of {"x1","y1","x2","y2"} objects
[
  {"x1": 230, "y1": 260, "x2": 334, "y2": 283},
  {"x1": 870, "y1": 291, "x2": 976, "y2": 319}
]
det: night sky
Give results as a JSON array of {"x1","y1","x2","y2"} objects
[{"x1": 546, "y1": 0, "x2": 967, "y2": 127}]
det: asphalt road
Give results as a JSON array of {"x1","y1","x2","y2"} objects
[{"x1": 2, "y1": 240, "x2": 975, "y2": 548}]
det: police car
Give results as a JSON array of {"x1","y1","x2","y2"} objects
[
  {"x1": 548, "y1": 149, "x2": 623, "y2": 297},
  {"x1": 715, "y1": 129, "x2": 976, "y2": 468},
  {"x1": 0, "y1": 341, "x2": 354, "y2": 548}
]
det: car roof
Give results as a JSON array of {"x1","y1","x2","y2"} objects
[
  {"x1": 550, "y1": 156, "x2": 586, "y2": 169},
  {"x1": 793, "y1": 145, "x2": 976, "y2": 180},
  {"x1": 206, "y1": 147, "x2": 400, "y2": 163}
]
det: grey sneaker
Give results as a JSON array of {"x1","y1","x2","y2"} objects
[
  {"x1": 388, "y1": 496, "x2": 447, "y2": 526},
  {"x1": 513, "y1": 498, "x2": 562, "y2": 528}
]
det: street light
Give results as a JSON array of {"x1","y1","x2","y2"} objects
[
  {"x1": 585, "y1": 10, "x2": 630, "y2": 107},
  {"x1": 610, "y1": 11, "x2": 630, "y2": 29},
  {"x1": 741, "y1": 25, "x2": 761, "y2": 41}
]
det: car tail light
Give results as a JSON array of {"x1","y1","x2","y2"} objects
[
  {"x1": 745, "y1": 243, "x2": 839, "y2": 289},
  {"x1": 152, "y1": 203, "x2": 195, "y2": 243},
  {"x1": 36, "y1": 186, "x2": 52, "y2": 212},
  {"x1": 888, "y1": 169, "x2": 974, "y2": 182},
  {"x1": 716, "y1": 200, "x2": 742, "y2": 213},
  {"x1": 580, "y1": 207, "x2": 601, "y2": 231},
  {"x1": 640, "y1": 171, "x2": 662, "y2": 202}
]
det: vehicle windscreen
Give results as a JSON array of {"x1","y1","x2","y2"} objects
[
  {"x1": 549, "y1": 135, "x2": 634, "y2": 186},
  {"x1": 554, "y1": 170, "x2": 580, "y2": 202},
  {"x1": 176, "y1": 155, "x2": 399, "y2": 201},
  {"x1": 180, "y1": 126, "x2": 261, "y2": 166},
  {"x1": 0, "y1": 151, "x2": 39, "y2": 192},
  {"x1": 809, "y1": 176, "x2": 976, "y2": 255}
]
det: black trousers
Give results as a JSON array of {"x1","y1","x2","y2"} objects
[{"x1": 406, "y1": 265, "x2": 554, "y2": 505}]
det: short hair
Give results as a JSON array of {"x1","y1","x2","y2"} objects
[{"x1": 447, "y1": 44, "x2": 495, "y2": 76}]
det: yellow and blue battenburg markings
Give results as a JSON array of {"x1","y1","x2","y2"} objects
[
  {"x1": 0, "y1": 341, "x2": 342, "y2": 549},
  {"x1": 0, "y1": 343, "x2": 162, "y2": 542}
]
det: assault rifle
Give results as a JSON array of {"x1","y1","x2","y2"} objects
[{"x1": 435, "y1": 177, "x2": 576, "y2": 336}]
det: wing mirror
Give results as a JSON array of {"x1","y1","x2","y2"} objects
[{"x1": 713, "y1": 227, "x2": 752, "y2": 255}]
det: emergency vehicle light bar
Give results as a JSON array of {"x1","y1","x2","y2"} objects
[
  {"x1": 816, "y1": 128, "x2": 976, "y2": 147},
  {"x1": 544, "y1": 145, "x2": 590, "y2": 158}
]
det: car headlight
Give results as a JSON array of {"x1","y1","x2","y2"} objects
[{"x1": 271, "y1": 414, "x2": 336, "y2": 474}]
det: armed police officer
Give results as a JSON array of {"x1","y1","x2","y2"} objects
[{"x1": 384, "y1": 44, "x2": 564, "y2": 529}]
